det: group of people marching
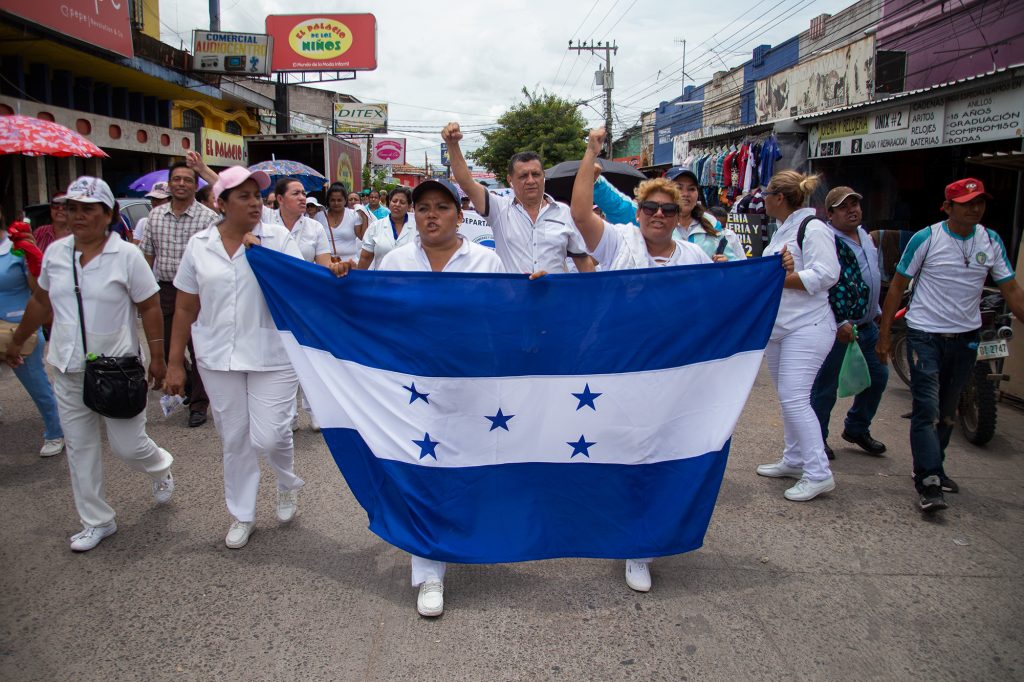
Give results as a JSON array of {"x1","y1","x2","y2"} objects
[{"x1": 3, "y1": 122, "x2": 1022, "y2": 619}]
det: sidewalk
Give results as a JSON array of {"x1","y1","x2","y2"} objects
[{"x1": 0, "y1": 364, "x2": 1021, "y2": 681}]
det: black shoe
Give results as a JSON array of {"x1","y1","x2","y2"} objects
[
  {"x1": 824, "y1": 443, "x2": 834, "y2": 460},
  {"x1": 842, "y1": 430, "x2": 887, "y2": 455},
  {"x1": 187, "y1": 411, "x2": 207, "y2": 428},
  {"x1": 919, "y1": 484, "x2": 948, "y2": 512},
  {"x1": 940, "y1": 476, "x2": 959, "y2": 494}
]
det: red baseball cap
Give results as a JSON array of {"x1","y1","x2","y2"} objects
[{"x1": 945, "y1": 178, "x2": 992, "y2": 204}]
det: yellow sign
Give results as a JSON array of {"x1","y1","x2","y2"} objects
[
  {"x1": 818, "y1": 115, "x2": 869, "y2": 140},
  {"x1": 200, "y1": 128, "x2": 246, "y2": 167},
  {"x1": 289, "y1": 19, "x2": 353, "y2": 61}
]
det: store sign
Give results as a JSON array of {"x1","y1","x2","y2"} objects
[
  {"x1": 808, "y1": 78, "x2": 1024, "y2": 159},
  {"x1": 3, "y1": 0, "x2": 133, "y2": 58},
  {"x1": 200, "y1": 128, "x2": 247, "y2": 166},
  {"x1": 370, "y1": 137, "x2": 406, "y2": 165},
  {"x1": 192, "y1": 30, "x2": 272, "y2": 76},
  {"x1": 333, "y1": 103, "x2": 388, "y2": 134},
  {"x1": 614, "y1": 155, "x2": 641, "y2": 168},
  {"x1": 725, "y1": 214, "x2": 768, "y2": 258},
  {"x1": 265, "y1": 14, "x2": 377, "y2": 71},
  {"x1": 756, "y1": 36, "x2": 874, "y2": 122}
]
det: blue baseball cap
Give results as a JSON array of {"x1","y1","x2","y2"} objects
[
  {"x1": 412, "y1": 178, "x2": 462, "y2": 206},
  {"x1": 665, "y1": 166, "x2": 700, "y2": 185}
]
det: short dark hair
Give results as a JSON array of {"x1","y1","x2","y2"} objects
[
  {"x1": 326, "y1": 182, "x2": 348, "y2": 202},
  {"x1": 389, "y1": 186, "x2": 412, "y2": 204},
  {"x1": 507, "y1": 151, "x2": 543, "y2": 177},
  {"x1": 274, "y1": 177, "x2": 304, "y2": 197},
  {"x1": 196, "y1": 185, "x2": 213, "y2": 203},
  {"x1": 168, "y1": 160, "x2": 198, "y2": 182}
]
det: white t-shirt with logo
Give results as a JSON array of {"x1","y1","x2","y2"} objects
[{"x1": 897, "y1": 221, "x2": 1014, "y2": 333}]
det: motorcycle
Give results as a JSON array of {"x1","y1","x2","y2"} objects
[{"x1": 888, "y1": 290, "x2": 1013, "y2": 445}]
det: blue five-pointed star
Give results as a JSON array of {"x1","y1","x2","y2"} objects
[
  {"x1": 485, "y1": 408, "x2": 515, "y2": 432},
  {"x1": 403, "y1": 382, "x2": 430, "y2": 404},
  {"x1": 567, "y1": 435, "x2": 596, "y2": 458},
  {"x1": 413, "y1": 433, "x2": 439, "y2": 460},
  {"x1": 572, "y1": 383, "x2": 602, "y2": 411}
]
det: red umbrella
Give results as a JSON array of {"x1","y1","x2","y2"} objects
[{"x1": 0, "y1": 115, "x2": 108, "y2": 158}]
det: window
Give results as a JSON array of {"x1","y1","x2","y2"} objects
[
  {"x1": 225, "y1": 120, "x2": 242, "y2": 135},
  {"x1": 182, "y1": 108, "x2": 204, "y2": 129}
]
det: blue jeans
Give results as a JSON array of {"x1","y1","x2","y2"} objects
[
  {"x1": 12, "y1": 332, "x2": 63, "y2": 440},
  {"x1": 905, "y1": 327, "x2": 978, "y2": 485},
  {"x1": 811, "y1": 321, "x2": 889, "y2": 441}
]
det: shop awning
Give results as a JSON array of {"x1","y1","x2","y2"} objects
[{"x1": 966, "y1": 150, "x2": 1024, "y2": 172}]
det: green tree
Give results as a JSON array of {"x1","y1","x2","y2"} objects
[{"x1": 468, "y1": 88, "x2": 587, "y2": 178}]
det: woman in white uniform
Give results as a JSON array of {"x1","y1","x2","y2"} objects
[
  {"x1": 166, "y1": 166, "x2": 306, "y2": 549},
  {"x1": 356, "y1": 187, "x2": 416, "y2": 270},
  {"x1": 755, "y1": 170, "x2": 840, "y2": 502},
  {"x1": 665, "y1": 167, "x2": 746, "y2": 262},
  {"x1": 330, "y1": 178, "x2": 503, "y2": 617},
  {"x1": 266, "y1": 177, "x2": 333, "y2": 266},
  {"x1": 5, "y1": 177, "x2": 174, "y2": 552},
  {"x1": 316, "y1": 183, "x2": 367, "y2": 263},
  {"x1": 571, "y1": 128, "x2": 712, "y2": 593}
]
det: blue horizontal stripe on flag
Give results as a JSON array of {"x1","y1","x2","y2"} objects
[
  {"x1": 248, "y1": 246, "x2": 783, "y2": 377},
  {"x1": 323, "y1": 427, "x2": 728, "y2": 563}
]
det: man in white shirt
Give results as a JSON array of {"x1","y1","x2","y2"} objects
[
  {"x1": 442, "y1": 122, "x2": 594, "y2": 274},
  {"x1": 878, "y1": 178, "x2": 1024, "y2": 512}
]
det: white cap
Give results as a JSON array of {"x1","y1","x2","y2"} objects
[
  {"x1": 65, "y1": 176, "x2": 115, "y2": 209},
  {"x1": 305, "y1": 197, "x2": 322, "y2": 207}
]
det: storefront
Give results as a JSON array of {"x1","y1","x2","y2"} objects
[{"x1": 801, "y1": 67, "x2": 1024, "y2": 262}]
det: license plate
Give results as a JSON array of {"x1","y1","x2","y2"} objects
[{"x1": 977, "y1": 339, "x2": 1009, "y2": 360}]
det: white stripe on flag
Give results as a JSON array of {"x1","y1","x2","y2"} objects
[{"x1": 281, "y1": 332, "x2": 762, "y2": 468}]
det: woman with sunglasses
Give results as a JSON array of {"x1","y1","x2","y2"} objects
[{"x1": 755, "y1": 170, "x2": 840, "y2": 502}]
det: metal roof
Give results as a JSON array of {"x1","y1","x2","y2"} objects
[
  {"x1": 965, "y1": 150, "x2": 1024, "y2": 172},
  {"x1": 796, "y1": 64, "x2": 1024, "y2": 123}
]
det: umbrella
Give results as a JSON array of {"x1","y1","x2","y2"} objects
[
  {"x1": 248, "y1": 160, "x2": 327, "y2": 193},
  {"x1": 544, "y1": 158, "x2": 646, "y2": 203},
  {"x1": 0, "y1": 115, "x2": 108, "y2": 158},
  {"x1": 129, "y1": 169, "x2": 207, "y2": 192}
]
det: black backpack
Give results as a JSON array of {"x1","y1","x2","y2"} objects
[{"x1": 797, "y1": 217, "x2": 871, "y2": 323}]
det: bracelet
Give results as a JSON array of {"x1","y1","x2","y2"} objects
[{"x1": 149, "y1": 339, "x2": 165, "y2": 344}]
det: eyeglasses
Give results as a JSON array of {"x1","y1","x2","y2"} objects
[{"x1": 639, "y1": 201, "x2": 680, "y2": 217}]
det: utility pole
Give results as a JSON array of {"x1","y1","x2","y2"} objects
[
  {"x1": 209, "y1": 0, "x2": 220, "y2": 31},
  {"x1": 674, "y1": 39, "x2": 686, "y2": 95},
  {"x1": 568, "y1": 40, "x2": 618, "y2": 157}
]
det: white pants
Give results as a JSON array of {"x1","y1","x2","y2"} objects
[
  {"x1": 53, "y1": 370, "x2": 173, "y2": 528},
  {"x1": 411, "y1": 555, "x2": 447, "y2": 586},
  {"x1": 200, "y1": 367, "x2": 304, "y2": 523},
  {"x1": 766, "y1": 320, "x2": 836, "y2": 481}
]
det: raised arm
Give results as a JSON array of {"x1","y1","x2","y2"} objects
[
  {"x1": 442, "y1": 122, "x2": 489, "y2": 215},
  {"x1": 570, "y1": 128, "x2": 608, "y2": 252},
  {"x1": 186, "y1": 151, "x2": 220, "y2": 187}
]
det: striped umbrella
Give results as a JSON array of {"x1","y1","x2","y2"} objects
[{"x1": 248, "y1": 160, "x2": 327, "y2": 193}]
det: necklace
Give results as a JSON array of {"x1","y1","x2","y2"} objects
[{"x1": 945, "y1": 222, "x2": 975, "y2": 267}]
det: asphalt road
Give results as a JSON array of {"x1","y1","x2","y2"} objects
[{"x1": 1, "y1": 363, "x2": 1022, "y2": 681}]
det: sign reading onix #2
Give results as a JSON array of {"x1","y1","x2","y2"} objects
[
  {"x1": 265, "y1": 14, "x2": 377, "y2": 71},
  {"x1": 4, "y1": 0, "x2": 133, "y2": 58},
  {"x1": 371, "y1": 137, "x2": 406, "y2": 165}
]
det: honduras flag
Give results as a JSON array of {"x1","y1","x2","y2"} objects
[{"x1": 249, "y1": 247, "x2": 783, "y2": 564}]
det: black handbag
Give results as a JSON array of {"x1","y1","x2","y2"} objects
[{"x1": 72, "y1": 243, "x2": 149, "y2": 419}]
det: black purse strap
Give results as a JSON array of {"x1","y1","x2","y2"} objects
[{"x1": 71, "y1": 240, "x2": 89, "y2": 360}]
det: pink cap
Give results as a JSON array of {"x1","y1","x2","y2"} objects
[{"x1": 212, "y1": 166, "x2": 271, "y2": 201}]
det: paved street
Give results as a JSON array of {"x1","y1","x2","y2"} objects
[{"x1": 1, "y1": 362, "x2": 1022, "y2": 681}]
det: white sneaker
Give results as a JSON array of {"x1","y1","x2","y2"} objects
[
  {"x1": 310, "y1": 413, "x2": 321, "y2": 432},
  {"x1": 225, "y1": 520, "x2": 255, "y2": 549},
  {"x1": 70, "y1": 521, "x2": 117, "y2": 552},
  {"x1": 756, "y1": 459, "x2": 804, "y2": 479},
  {"x1": 40, "y1": 438, "x2": 65, "y2": 457},
  {"x1": 152, "y1": 471, "x2": 174, "y2": 504},
  {"x1": 625, "y1": 559, "x2": 651, "y2": 592},
  {"x1": 417, "y1": 580, "x2": 444, "y2": 617},
  {"x1": 291, "y1": 415, "x2": 299, "y2": 431},
  {"x1": 276, "y1": 488, "x2": 299, "y2": 523},
  {"x1": 784, "y1": 476, "x2": 836, "y2": 502}
]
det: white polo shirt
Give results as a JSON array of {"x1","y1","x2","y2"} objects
[
  {"x1": 316, "y1": 209, "x2": 364, "y2": 262},
  {"x1": 266, "y1": 210, "x2": 330, "y2": 262},
  {"x1": 38, "y1": 233, "x2": 160, "y2": 373},
  {"x1": 361, "y1": 214, "x2": 417, "y2": 269},
  {"x1": 898, "y1": 221, "x2": 1014, "y2": 333},
  {"x1": 379, "y1": 236, "x2": 505, "y2": 274},
  {"x1": 764, "y1": 207, "x2": 840, "y2": 340},
  {"x1": 481, "y1": 192, "x2": 587, "y2": 273},
  {"x1": 173, "y1": 222, "x2": 303, "y2": 372},
  {"x1": 591, "y1": 221, "x2": 712, "y2": 270}
]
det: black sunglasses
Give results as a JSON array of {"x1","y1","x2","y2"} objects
[{"x1": 639, "y1": 201, "x2": 680, "y2": 217}]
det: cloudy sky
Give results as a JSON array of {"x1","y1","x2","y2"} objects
[{"x1": 162, "y1": 0, "x2": 856, "y2": 165}]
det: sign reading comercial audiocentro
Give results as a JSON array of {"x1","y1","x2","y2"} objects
[
  {"x1": 192, "y1": 30, "x2": 272, "y2": 76},
  {"x1": 265, "y1": 14, "x2": 377, "y2": 71}
]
